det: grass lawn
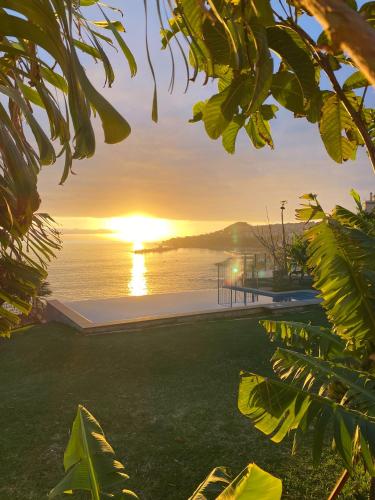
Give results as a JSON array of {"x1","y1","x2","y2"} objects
[{"x1": 0, "y1": 306, "x2": 368, "y2": 499}]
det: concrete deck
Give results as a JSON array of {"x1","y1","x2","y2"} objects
[
  {"x1": 45, "y1": 289, "x2": 320, "y2": 335},
  {"x1": 63, "y1": 289, "x2": 274, "y2": 323}
]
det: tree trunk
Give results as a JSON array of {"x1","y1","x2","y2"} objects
[
  {"x1": 370, "y1": 477, "x2": 375, "y2": 500},
  {"x1": 299, "y1": 0, "x2": 375, "y2": 88}
]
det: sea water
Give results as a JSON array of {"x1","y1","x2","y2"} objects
[{"x1": 47, "y1": 234, "x2": 229, "y2": 301}]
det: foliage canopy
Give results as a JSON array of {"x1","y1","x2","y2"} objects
[
  {"x1": 0, "y1": 0, "x2": 134, "y2": 335},
  {"x1": 161, "y1": 0, "x2": 375, "y2": 166}
]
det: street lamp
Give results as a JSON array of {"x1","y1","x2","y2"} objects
[{"x1": 280, "y1": 200, "x2": 287, "y2": 272}]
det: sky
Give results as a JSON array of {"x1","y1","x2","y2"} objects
[{"x1": 38, "y1": 1, "x2": 375, "y2": 234}]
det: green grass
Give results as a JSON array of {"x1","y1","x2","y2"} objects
[{"x1": 0, "y1": 307, "x2": 369, "y2": 499}]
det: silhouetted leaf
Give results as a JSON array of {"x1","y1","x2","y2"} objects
[
  {"x1": 267, "y1": 26, "x2": 316, "y2": 99},
  {"x1": 271, "y1": 71, "x2": 304, "y2": 114},
  {"x1": 343, "y1": 71, "x2": 368, "y2": 90}
]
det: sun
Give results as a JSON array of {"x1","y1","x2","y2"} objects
[{"x1": 105, "y1": 215, "x2": 172, "y2": 245}]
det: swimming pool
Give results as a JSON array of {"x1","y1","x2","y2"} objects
[{"x1": 223, "y1": 285, "x2": 319, "y2": 304}]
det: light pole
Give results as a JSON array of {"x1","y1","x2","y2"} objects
[{"x1": 280, "y1": 200, "x2": 287, "y2": 273}]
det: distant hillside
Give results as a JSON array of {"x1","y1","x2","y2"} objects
[{"x1": 163, "y1": 221, "x2": 308, "y2": 251}]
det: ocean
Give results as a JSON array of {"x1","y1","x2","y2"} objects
[{"x1": 47, "y1": 234, "x2": 229, "y2": 301}]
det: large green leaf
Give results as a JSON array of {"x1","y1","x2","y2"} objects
[
  {"x1": 260, "y1": 320, "x2": 346, "y2": 360},
  {"x1": 319, "y1": 94, "x2": 357, "y2": 163},
  {"x1": 343, "y1": 71, "x2": 369, "y2": 90},
  {"x1": 295, "y1": 194, "x2": 375, "y2": 351},
  {"x1": 245, "y1": 112, "x2": 273, "y2": 149},
  {"x1": 0, "y1": 11, "x2": 63, "y2": 63},
  {"x1": 40, "y1": 67, "x2": 68, "y2": 93},
  {"x1": 333, "y1": 205, "x2": 375, "y2": 236},
  {"x1": 305, "y1": 216, "x2": 375, "y2": 350},
  {"x1": 217, "y1": 464, "x2": 282, "y2": 499},
  {"x1": 295, "y1": 193, "x2": 325, "y2": 222},
  {"x1": 202, "y1": 20, "x2": 233, "y2": 66},
  {"x1": 271, "y1": 71, "x2": 304, "y2": 114},
  {"x1": 180, "y1": 0, "x2": 204, "y2": 35},
  {"x1": 305, "y1": 89, "x2": 324, "y2": 124},
  {"x1": 49, "y1": 405, "x2": 138, "y2": 499},
  {"x1": 260, "y1": 104, "x2": 278, "y2": 120},
  {"x1": 238, "y1": 371, "x2": 375, "y2": 471},
  {"x1": 247, "y1": 22, "x2": 273, "y2": 113},
  {"x1": 203, "y1": 75, "x2": 250, "y2": 139},
  {"x1": 190, "y1": 101, "x2": 206, "y2": 123},
  {"x1": 273, "y1": 348, "x2": 375, "y2": 414},
  {"x1": 99, "y1": 8, "x2": 137, "y2": 77},
  {"x1": 222, "y1": 115, "x2": 245, "y2": 154},
  {"x1": 267, "y1": 26, "x2": 316, "y2": 99},
  {"x1": 190, "y1": 463, "x2": 282, "y2": 500},
  {"x1": 249, "y1": 0, "x2": 275, "y2": 27},
  {"x1": 72, "y1": 50, "x2": 131, "y2": 144},
  {"x1": 0, "y1": 85, "x2": 55, "y2": 166},
  {"x1": 73, "y1": 39, "x2": 102, "y2": 59}
]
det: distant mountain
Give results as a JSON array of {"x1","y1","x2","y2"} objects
[{"x1": 163, "y1": 221, "x2": 307, "y2": 251}]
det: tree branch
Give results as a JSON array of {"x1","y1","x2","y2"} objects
[
  {"x1": 298, "y1": 0, "x2": 375, "y2": 87},
  {"x1": 328, "y1": 469, "x2": 349, "y2": 499}
]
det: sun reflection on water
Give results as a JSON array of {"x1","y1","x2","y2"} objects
[{"x1": 129, "y1": 242, "x2": 148, "y2": 296}]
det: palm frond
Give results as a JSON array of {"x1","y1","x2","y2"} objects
[
  {"x1": 295, "y1": 195, "x2": 375, "y2": 351},
  {"x1": 238, "y1": 372, "x2": 375, "y2": 471},
  {"x1": 260, "y1": 319, "x2": 347, "y2": 360},
  {"x1": 0, "y1": 213, "x2": 61, "y2": 336},
  {"x1": 0, "y1": 0, "x2": 135, "y2": 335},
  {"x1": 333, "y1": 205, "x2": 375, "y2": 237},
  {"x1": 273, "y1": 348, "x2": 375, "y2": 414},
  {"x1": 305, "y1": 218, "x2": 375, "y2": 350}
]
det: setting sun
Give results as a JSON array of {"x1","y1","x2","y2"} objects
[{"x1": 105, "y1": 215, "x2": 172, "y2": 244}]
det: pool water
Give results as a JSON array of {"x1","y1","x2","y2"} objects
[
  {"x1": 222, "y1": 285, "x2": 319, "y2": 304},
  {"x1": 270, "y1": 290, "x2": 318, "y2": 302}
]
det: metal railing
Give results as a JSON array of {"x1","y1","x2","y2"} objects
[{"x1": 216, "y1": 253, "x2": 274, "y2": 307}]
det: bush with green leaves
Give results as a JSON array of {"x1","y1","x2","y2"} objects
[
  {"x1": 286, "y1": 234, "x2": 309, "y2": 280},
  {"x1": 238, "y1": 193, "x2": 375, "y2": 496}
]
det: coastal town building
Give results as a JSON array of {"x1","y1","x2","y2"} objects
[{"x1": 365, "y1": 193, "x2": 375, "y2": 214}]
